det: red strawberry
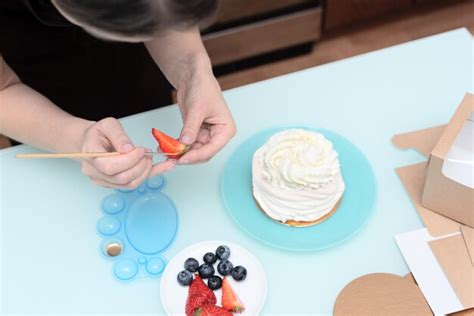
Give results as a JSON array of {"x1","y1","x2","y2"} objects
[
  {"x1": 193, "y1": 305, "x2": 232, "y2": 316},
  {"x1": 221, "y1": 277, "x2": 245, "y2": 313},
  {"x1": 151, "y1": 128, "x2": 188, "y2": 159},
  {"x1": 186, "y1": 275, "x2": 217, "y2": 316}
]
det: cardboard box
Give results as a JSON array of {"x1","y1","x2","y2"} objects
[
  {"x1": 394, "y1": 93, "x2": 474, "y2": 228},
  {"x1": 421, "y1": 93, "x2": 474, "y2": 227},
  {"x1": 333, "y1": 94, "x2": 474, "y2": 315},
  {"x1": 392, "y1": 94, "x2": 474, "y2": 313}
]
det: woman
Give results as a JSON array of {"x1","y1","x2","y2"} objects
[{"x1": 0, "y1": 0, "x2": 236, "y2": 188}]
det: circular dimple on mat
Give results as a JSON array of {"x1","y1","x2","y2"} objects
[
  {"x1": 114, "y1": 259, "x2": 138, "y2": 281},
  {"x1": 117, "y1": 188, "x2": 134, "y2": 193},
  {"x1": 98, "y1": 216, "x2": 121, "y2": 236},
  {"x1": 102, "y1": 195, "x2": 125, "y2": 214},
  {"x1": 125, "y1": 194, "x2": 178, "y2": 255},
  {"x1": 146, "y1": 176, "x2": 165, "y2": 190},
  {"x1": 146, "y1": 257, "x2": 165, "y2": 275}
]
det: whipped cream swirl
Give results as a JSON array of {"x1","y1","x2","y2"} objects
[{"x1": 252, "y1": 129, "x2": 345, "y2": 222}]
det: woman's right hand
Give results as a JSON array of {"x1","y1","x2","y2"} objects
[{"x1": 80, "y1": 117, "x2": 175, "y2": 189}]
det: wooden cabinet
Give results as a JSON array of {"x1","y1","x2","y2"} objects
[
  {"x1": 324, "y1": 0, "x2": 412, "y2": 31},
  {"x1": 203, "y1": 0, "x2": 451, "y2": 70},
  {"x1": 203, "y1": 8, "x2": 322, "y2": 66},
  {"x1": 214, "y1": 0, "x2": 309, "y2": 25},
  {"x1": 202, "y1": 0, "x2": 322, "y2": 66}
]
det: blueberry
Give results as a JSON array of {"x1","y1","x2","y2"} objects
[
  {"x1": 217, "y1": 260, "x2": 233, "y2": 276},
  {"x1": 215, "y1": 245, "x2": 231, "y2": 261},
  {"x1": 184, "y1": 258, "x2": 199, "y2": 272},
  {"x1": 203, "y1": 252, "x2": 217, "y2": 264},
  {"x1": 177, "y1": 270, "x2": 193, "y2": 286},
  {"x1": 231, "y1": 266, "x2": 247, "y2": 281},
  {"x1": 198, "y1": 263, "x2": 215, "y2": 279},
  {"x1": 207, "y1": 275, "x2": 222, "y2": 290}
]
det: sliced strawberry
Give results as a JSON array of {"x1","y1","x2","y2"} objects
[
  {"x1": 193, "y1": 305, "x2": 232, "y2": 316},
  {"x1": 186, "y1": 275, "x2": 217, "y2": 316},
  {"x1": 221, "y1": 277, "x2": 245, "y2": 313},
  {"x1": 151, "y1": 128, "x2": 188, "y2": 159}
]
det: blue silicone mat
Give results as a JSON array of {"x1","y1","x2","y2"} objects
[
  {"x1": 96, "y1": 175, "x2": 178, "y2": 282},
  {"x1": 221, "y1": 126, "x2": 377, "y2": 251}
]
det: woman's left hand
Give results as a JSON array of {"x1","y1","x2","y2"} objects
[
  {"x1": 176, "y1": 70, "x2": 236, "y2": 164},
  {"x1": 144, "y1": 29, "x2": 236, "y2": 164}
]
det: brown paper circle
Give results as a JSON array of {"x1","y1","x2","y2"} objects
[{"x1": 334, "y1": 273, "x2": 432, "y2": 316}]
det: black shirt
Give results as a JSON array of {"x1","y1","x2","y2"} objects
[{"x1": 0, "y1": 0, "x2": 172, "y2": 121}]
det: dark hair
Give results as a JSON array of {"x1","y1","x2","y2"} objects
[{"x1": 53, "y1": 0, "x2": 218, "y2": 38}]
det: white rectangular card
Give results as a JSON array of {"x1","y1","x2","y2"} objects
[{"x1": 395, "y1": 228, "x2": 464, "y2": 315}]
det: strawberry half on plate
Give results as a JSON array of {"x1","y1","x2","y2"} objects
[
  {"x1": 222, "y1": 277, "x2": 245, "y2": 313},
  {"x1": 185, "y1": 275, "x2": 217, "y2": 316}
]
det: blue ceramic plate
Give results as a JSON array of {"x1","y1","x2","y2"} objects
[{"x1": 221, "y1": 126, "x2": 376, "y2": 251}]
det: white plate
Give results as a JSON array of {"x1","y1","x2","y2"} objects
[{"x1": 160, "y1": 241, "x2": 267, "y2": 315}]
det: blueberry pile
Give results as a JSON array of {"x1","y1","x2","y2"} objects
[{"x1": 177, "y1": 245, "x2": 248, "y2": 290}]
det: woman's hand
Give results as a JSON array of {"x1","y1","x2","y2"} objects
[
  {"x1": 144, "y1": 28, "x2": 236, "y2": 165},
  {"x1": 176, "y1": 71, "x2": 236, "y2": 164},
  {"x1": 80, "y1": 117, "x2": 175, "y2": 188}
]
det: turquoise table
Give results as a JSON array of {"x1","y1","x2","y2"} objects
[{"x1": 1, "y1": 28, "x2": 473, "y2": 315}]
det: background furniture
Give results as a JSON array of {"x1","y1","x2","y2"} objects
[{"x1": 203, "y1": 0, "x2": 458, "y2": 69}]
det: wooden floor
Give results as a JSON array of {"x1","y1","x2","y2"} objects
[
  {"x1": 217, "y1": 0, "x2": 474, "y2": 91},
  {"x1": 1, "y1": 1, "x2": 473, "y2": 149}
]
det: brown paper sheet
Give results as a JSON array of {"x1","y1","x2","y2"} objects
[
  {"x1": 451, "y1": 308, "x2": 474, "y2": 315},
  {"x1": 429, "y1": 235, "x2": 474, "y2": 309},
  {"x1": 461, "y1": 226, "x2": 474, "y2": 265},
  {"x1": 404, "y1": 272, "x2": 417, "y2": 284},
  {"x1": 392, "y1": 125, "x2": 446, "y2": 158},
  {"x1": 396, "y1": 163, "x2": 462, "y2": 236},
  {"x1": 404, "y1": 273, "x2": 474, "y2": 316},
  {"x1": 333, "y1": 273, "x2": 432, "y2": 316}
]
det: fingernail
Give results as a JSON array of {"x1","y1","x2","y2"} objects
[
  {"x1": 121, "y1": 143, "x2": 133, "y2": 152},
  {"x1": 180, "y1": 134, "x2": 192, "y2": 145}
]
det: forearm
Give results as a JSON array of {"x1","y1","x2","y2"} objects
[
  {"x1": 144, "y1": 27, "x2": 213, "y2": 90},
  {"x1": 0, "y1": 82, "x2": 93, "y2": 153}
]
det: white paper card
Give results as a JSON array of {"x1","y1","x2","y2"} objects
[{"x1": 395, "y1": 228, "x2": 464, "y2": 315}]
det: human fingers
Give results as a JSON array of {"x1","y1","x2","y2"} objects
[
  {"x1": 97, "y1": 117, "x2": 135, "y2": 153},
  {"x1": 83, "y1": 156, "x2": 148, "y2": 185},
  {"x1": 149, "y1": 160, "x2": 176, "y2": 177},
  {"x1": 178, "y1": 124, "x2": 234, "y2": 164},
  {"x1": 91, "y1": 147, "x2": 146, "y2": 176},
  {"x1": 179, "y1": 109, "x2": 204, "y2": 146}
]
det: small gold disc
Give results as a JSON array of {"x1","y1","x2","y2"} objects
[{"x1": 105, "y1": 242, "x2": 122, "y2": 257}]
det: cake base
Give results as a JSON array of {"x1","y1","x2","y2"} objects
[{"x1": 254, "y1": 197, "x2": 341, "y2": 228}]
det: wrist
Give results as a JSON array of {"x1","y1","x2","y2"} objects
[
  {"x1": 175, "y1": 52, "x2": 213, "y2": 91},
  {"x1": 67, "y1": 117, "x2": 95, "y2": 153}
]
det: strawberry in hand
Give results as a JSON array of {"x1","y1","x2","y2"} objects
[{"x1": 151, "y1": 128, "x2": 189, "y2": 159}]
